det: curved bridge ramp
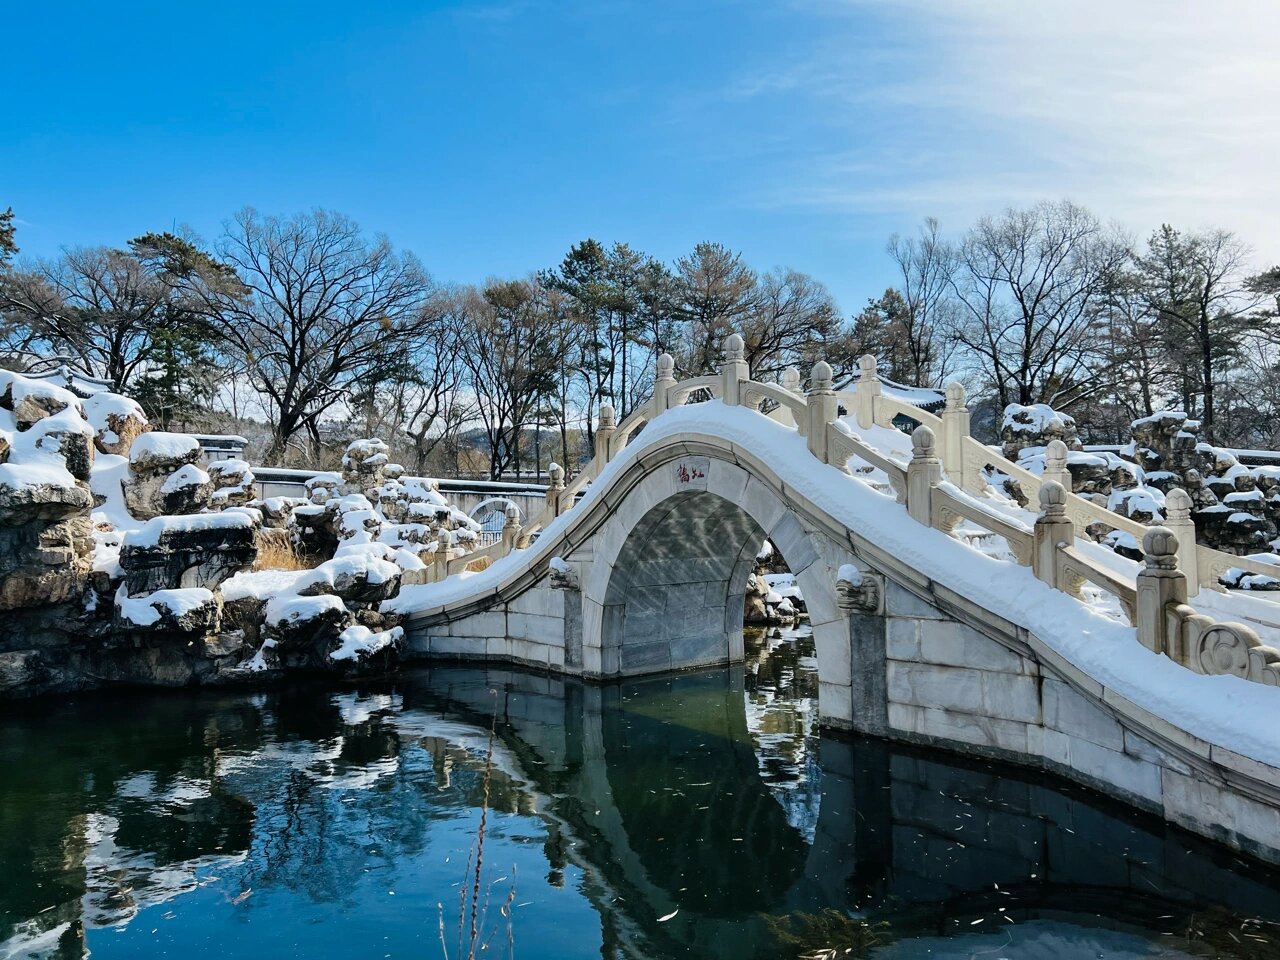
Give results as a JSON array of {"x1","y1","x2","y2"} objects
[{"x1": 385, "y1": 338, "x2": 1280, "y2": 865}]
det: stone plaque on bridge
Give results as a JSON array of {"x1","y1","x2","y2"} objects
[{"x1": 674, "y1": 457, "x2": 710, "y2": 487}]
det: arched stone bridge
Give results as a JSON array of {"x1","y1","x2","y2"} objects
[{"x1": 390, "y1": 337, "x2": 1280, "y2": 865}]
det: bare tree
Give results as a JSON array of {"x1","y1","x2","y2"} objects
[
  {"x1": 458, "y1": 278, "x2": 566, "y2": 479},
  {"x1": 949, "y1": 200, "x2": 1129, "y2": 409},
  {"x1": 740, "y1": 268, "x2": 841, "y2": 379},
  {"x1": 1134, "y1": 225, "x2": 1258, "y2": 442},
  {"x1": 343, "y1": 290, "x2": 476, "y2": 474},
  {"x1": 198, "y1": 208, "x2": 436, "y2": 465},
  {"x1": 1, "y1": 235, "x2": 229, "y2": 391},
  {"x1": 887, "y1": 217, "x2": 958, "y2": 386}
]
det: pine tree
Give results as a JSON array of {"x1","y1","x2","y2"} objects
[{"x1": 129, "y1": 325, "x2": 217, "y2": 430}]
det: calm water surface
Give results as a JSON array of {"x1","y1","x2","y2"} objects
[{"x1": 3, "y1": 625, "x2": 1280, "y2": 959}]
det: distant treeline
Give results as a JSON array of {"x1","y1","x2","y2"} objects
[{"x1": 2, "y1": 201, "x2": 1277, "y2": 475}]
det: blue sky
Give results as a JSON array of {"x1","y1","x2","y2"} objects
[{"x1": 4, "y1": 0, "x2": 1277, "y2": 312}]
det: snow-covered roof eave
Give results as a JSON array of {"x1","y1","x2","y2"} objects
[{"x1": 832, "y1": 372, "x2": 947, "y2": 412}]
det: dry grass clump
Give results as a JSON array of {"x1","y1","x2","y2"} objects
[
  {"x1": 253, "y1": 530, "x2": 313, "y2": 571},
  {"x1": 464, "y1": 555, "x2": 494, "y2": 573}
]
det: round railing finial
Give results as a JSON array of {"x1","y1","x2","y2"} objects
[
  {"x1": 1165, "y1": 487, "x2": 1192, "y2": 521},
  {"x1": 811, "y1": 359, "x2": 833, "y2": 391},
  {"x1": 1038, "y1": 480, "x2": 1067, "y2": 516},
  {"x1": 911, "y1": 424, "x2": 936, "y2": 458},
  {"x1": 724, "y1": 333, "x2": 745, "y2": 361},
  {"x1": 1142, "y1": 526, "x2": 1179, "y2": 569},
  {"x1": 656, "y1": 353, "x2": 675, "y2": 380}
]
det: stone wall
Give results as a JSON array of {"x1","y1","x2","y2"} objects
[
  {"x1": 402, "y1": 583, "x2": 573, "y2": 673},
  {"x1": 875, "y1": 579, "x2": 1280, "y2": 865}
]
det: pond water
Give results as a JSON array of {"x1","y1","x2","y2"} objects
[{"x1": 3, "y1": 625, "x2": 1280, "y2": 960}]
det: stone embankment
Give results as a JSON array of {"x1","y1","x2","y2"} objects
[{"x1": 0, "y1": 370, "x2": 481, "y2": 696}]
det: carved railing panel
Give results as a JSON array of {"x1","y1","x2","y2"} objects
[{"x1": 1057, "y1": 545, "x2": 1137, "y2": 625}]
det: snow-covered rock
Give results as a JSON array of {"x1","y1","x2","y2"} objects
[
  {"x1": 115, "y1": 584, "x2": 220, "y2": 635},
  {"x1": 294, "y1": 547, "x2": 402, "y2": 607},
  {"x1": 119, "y1": 511, "x2": 258, "y2": 595},
  {"x1": 0, "y1": 372, "x2": 81, "y2": 430},
  {"x1": 341, "y1": 437, "x2": 390, "y2": 493},
  {"x1": 127, "y1": 431, "x2": 201, "y2": 473},
  {"x1": 1001, "y1": 403, "x2": 1080, "y2": 461},
  {"x1": 208, "y1": 458, "x2": 256, "y2": 508},
  {"x1": 330, "y1": 624, "x2": 402, "y2": 665},
  {"x1": 82, "y1": 392, "x2": 148, "y2": 456},
  {"x1": 0, "y1": 371, "x2": 97, "y2": 618},
  {"x1": 123, "y1": 432, "x2": 210, "y2": 519},
  {"x1": 261, "y1": 592, "x2": 352, "y2": 652}
]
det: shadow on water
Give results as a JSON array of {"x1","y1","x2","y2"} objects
[{"x1": 2, "y1": 624, "x2": 1280, "y2": 959}]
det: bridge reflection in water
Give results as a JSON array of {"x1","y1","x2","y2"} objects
[{"x1": 3, "y1": 629, "x2": 1280, "y2": 960}]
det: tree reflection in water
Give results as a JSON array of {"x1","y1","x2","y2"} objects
[{"x1": 2, "y1": 626, "x2": 1280, "y2": 960}]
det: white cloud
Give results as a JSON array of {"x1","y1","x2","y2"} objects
[{"x1": 750, "y1": 0, "x2": 1280, "y2": 255}]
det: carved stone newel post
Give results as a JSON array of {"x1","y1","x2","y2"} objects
[
  {"x1": 1136, "y1": 526, "x2": 1188, "y2": 655},
  {"x1": 906, "y1": 425, "x2": 942, "y2": 526}
]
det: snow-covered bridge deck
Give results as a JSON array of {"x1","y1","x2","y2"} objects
[{"x1": 385, "y1": 339, "x2": 1280, "y2": 864}]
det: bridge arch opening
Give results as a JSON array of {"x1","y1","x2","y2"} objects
[
  {"x1": 470, "y1": 497, "x2": 522, "y2": 545},
  {"x1": 601, "y1": 489, "x2": 767, "y2": 674},
  {"x1": 591, "y1": 462, "x2": 848, "y2": 698}
]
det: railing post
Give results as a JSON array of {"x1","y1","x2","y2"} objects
[
  {"x1": 1043, "y1": 439, "x2": 1071, "y2": 491},
  {"x1": 940, "y1": 381, "x2": 972, "y2": 490},
  {"x1": 594, "y1": 403, "x2": 616, "y2": 464},
  {"x1": 721, "y1": 333, "x2": 749, "y2": 406},
  {"x1": 1033, "y1": 481, "x2": 1073, "y2": 588},
  {"x1": 1135, "y1": 526, "x2": 1188, "y2": 655},
  {"x1": 782, "y1": 367, "x2": 801, "y2": 395},
  {"x1": 854, "y1": 354, "x2": 880, "y2": 429},
  {"x1": 652, "y1": 353, "x2": 675, "y2": 415},
  {"x1": 434, "y1": 527, "x2": 451, "y2": 581},
  {"x1": 1164, "y1": 487, "x2": 1199, "y2": 597},
  {"x1": 501, "y1": 503, "x2": 521, "y2": 554},
  {"x1": 906, "y1": 425, "x2": 942, "y2": 526},
  {"x1": 805, "y1": 360, "x2": 837, "y2": 463},
  {"x1": 546, "y1": 462, "x2": 566, "y2": 518}
]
